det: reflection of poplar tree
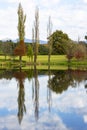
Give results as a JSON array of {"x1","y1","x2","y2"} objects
[
  {"x1": 14, "y1": 68, "x2": 27, "y2": 124},
  {"x1": 17, "y1": 80, "x2": 26, "y2": 124},
  {"x1": 47, "y1": 67, "x2": 52, "y2": 112},
  {"x1": 33, "y1": 65, "x2": 39, "y2": 121}
]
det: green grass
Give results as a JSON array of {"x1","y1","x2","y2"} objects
[
  {"x1": 37, "y1": 55, "x2": 66, "y2": 64},
  {"x1": 0, "y1": 55, "x2": 87, "y2": 70}
]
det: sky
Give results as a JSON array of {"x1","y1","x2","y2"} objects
[{"x1": 0, "y1": 0, "x2": 87, "y2": 41}]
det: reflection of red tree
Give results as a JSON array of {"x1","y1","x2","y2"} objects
[
  {"x1": 14, "y1": 71, "x2": 27, "y2": 83},
  {"x1": 72, "y1": 70, "x2": 87, "y2": 82},
  {"x1": 14, "y1": 70, "x2": 27, "y2": 124}
]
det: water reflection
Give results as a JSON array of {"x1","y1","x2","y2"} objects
[
  {"x1": 14, "y1": 68, "x2": 27, "y2": 124},
  {"x1": 0, "y1": 68, "x2": 87, "y2": 129},
  {"x1": 14, "y1": 66, "x2": 40, "y2": 123},
  {"x1": 48, "y1": 69, "x2": 87, "y2": 94},
  {"x1": 33, "y1": 65, "x2": 39, "y2": 121},
  {"x1": 47, "y1": 65, "x2": 52, "y2": 112}
]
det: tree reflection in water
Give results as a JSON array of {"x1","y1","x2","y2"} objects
[
  {"x1": 14, "y1": 66, "x2": 39, "y2": 123},
  {"x1": 14, "y1": 67, "x2": 27, "y2": 124},
  {"x1": 12, "y1": 67, "x2": 87, "y2": 123},
  {"x1": 47, "y1": 65, "x2": 52, "y2": 112},
  {"x1": 32, "y1": 65, "x2": 39, "y2": 121},
  {"x1": 47, "y1": 70, "x2": 73, "y2": 94},
  {"x1": 47, "y1": 69, "x2": 87, "y2": 94}
]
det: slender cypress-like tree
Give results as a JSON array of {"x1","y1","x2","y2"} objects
[
  {"x1": 32, "y1": 27, "x2": 35, "y2": 54},
  {"x1": 14, "y1": 3, "x2": 26, "y2": 65},
  {"x1": 34, "y1": 7, "x2": 39, "y2": 64},
  {"x1": 47, "y1": 16, "x2": 52, "y2": 67}
]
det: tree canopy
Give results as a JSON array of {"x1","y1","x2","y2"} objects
[
  {"x1": 49, "y1": 30, "x2": 71, "y2": 54},
  {"x1": 17, "y1": 3, "x2": 26, "y2": 41},
  {"x1": 14, "y1": 3, "x2": 26, "y2": 61}
]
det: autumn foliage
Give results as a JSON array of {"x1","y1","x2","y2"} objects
[
  {"x1": 14, "y1": 40, "x2": 26, "y2": 56},
  {"x1": 74, "y1": 44, "x2": 86, "y2": 60}
]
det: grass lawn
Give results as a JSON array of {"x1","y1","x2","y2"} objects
[
  {"x1": 0, "y1": 55, "x2": 87, "y2": 70},
  {"x1": 37, "y1": 55, "x2": 67, "y2": 65}
]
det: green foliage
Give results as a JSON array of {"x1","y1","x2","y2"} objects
[
  {"x1": 38, "y1": 44, "x2": 48, "y2": 55},
  {"x1": 27, "y1": 44, "x2": 33, "y2": 61},
  {"x1": 49, "y1": 30, "x2": 71, "y2": 54},
  {"x1": 18, "y1": 3, "x2": 26, "y2": 41},
  {"x1": 14, "y1": 3, "x2": 26, "y2": 64},
  {"x1": 1, "y1": 42, "x2": 15, "y2": 60}
]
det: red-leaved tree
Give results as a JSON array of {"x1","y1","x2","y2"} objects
[{"x1": 14, "y1": 3, "x2": 26, "y2": 65}]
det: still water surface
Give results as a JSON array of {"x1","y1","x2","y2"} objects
[{"x1": 0, "y1": 69, "x2": 87, "y2": 130}]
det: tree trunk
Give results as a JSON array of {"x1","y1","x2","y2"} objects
[
  {"x1": 34, "y1": 43, "x2": 37, "y2": 65},
  {"x1": 19, "y1": 56, "x2": 22, "y2": 67},
  {"x1": 48, "y1": 51, "x2": 51, "y2": 67},
  {"x1": 5, "y1": 55, "x2": 6, "y2": 61}
]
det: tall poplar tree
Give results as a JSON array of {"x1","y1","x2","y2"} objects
[
  {"x1": 32, "y1": 27, "x2": 35, "y2": 54},
  {"x1": 34, "y1": 7, "x2": 39, "y2": 64},
  {"x1": 14, "y1": 3, "x2": 26, "y2": 65},
  {"x1": 47, "y1": 16, "x2": 52, "y2": 66}
]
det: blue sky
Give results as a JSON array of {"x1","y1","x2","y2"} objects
[{"x1": 0, "y1": 0, "x2": 87, "y2": 41}]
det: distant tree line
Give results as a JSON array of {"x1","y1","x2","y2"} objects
[{"x1": 0, "y1": 29, "x2": 87, "y2": 62}]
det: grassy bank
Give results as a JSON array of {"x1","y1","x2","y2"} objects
[{"x1": 0, "y1": 55, "x2": 87, "y2": 70}]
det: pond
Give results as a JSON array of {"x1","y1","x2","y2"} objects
[{"x1": 0, "y1": 68, "x2": 87, "y2": 130}]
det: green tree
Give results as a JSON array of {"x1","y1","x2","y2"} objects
[
  {"x1": 49, "y1": 30, "x2": 71, "y2": 54},
  {"x1": 27, "y1": 44, "x2": 33, "y2": 62},
  {"x1": 18, "y1": 3, "x2": 26, "y2": 41},
  {"x1": 1, "y1": 42, "x2": 14, "y2": 60},
  {"x1": 14, "y1": 3, "x2": 26, "y2": 65},
  {"x1": 38, "y1": 44, "x2": 48, "y2": 55}
]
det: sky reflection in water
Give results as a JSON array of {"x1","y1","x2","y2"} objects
[{"x1": 0, "y1": 69, "x2": 87, "y2": 130}]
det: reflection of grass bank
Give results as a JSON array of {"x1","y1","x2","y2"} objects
[
  {"x1": 22, "y1": 65, "x2": 68, "y2": 70},
  {"x1": 0, "y1": 55, "x2": 87, "y2": 70}
]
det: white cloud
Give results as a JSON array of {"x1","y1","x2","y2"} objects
[
  {"x1": 7, "y1": 0, "x2": 19, "y2": 3},
  {"x1": 83, "y1": 115, "x2": 87, "y2": 123},
  {"x1": 83, "y1": 0, "x2": 87, "y2": 3},
  {"x1": 0, "y1": 0, "x2": 87, "y2": 41}
]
